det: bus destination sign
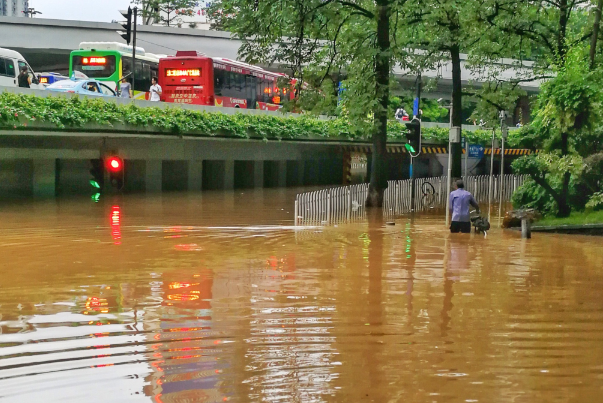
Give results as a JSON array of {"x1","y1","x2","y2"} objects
[{"x1": 166, "y1": 69, "x2": 201, "y2": 77}]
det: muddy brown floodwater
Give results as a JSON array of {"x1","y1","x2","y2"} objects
[{"x1": 1, "y1": 189, "x2": 603, "y2": 403}]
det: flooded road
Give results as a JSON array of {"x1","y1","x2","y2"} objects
[{"x1": 1, "y1": 189, "x2": 603, "y2": 402}]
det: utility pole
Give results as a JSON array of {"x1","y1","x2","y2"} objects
[{"x1": 132, "y1": 7, "x2": 138, "y2": 94}]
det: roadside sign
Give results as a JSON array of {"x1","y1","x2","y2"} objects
[{"x1": 468, "y1": 144, "x2": 485, "y2": 158}]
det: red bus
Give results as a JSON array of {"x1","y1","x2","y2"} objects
[{"x1": 158, "y1": 51, "x2": 295, "y2": 111}]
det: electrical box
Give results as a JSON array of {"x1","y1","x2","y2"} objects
[{"x1": 449, "y1": 126, "x2": 461, "y2": 143}]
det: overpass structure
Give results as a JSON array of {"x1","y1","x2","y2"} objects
[
  {"x1": 0, "y1": 87, "x2": 531, "y2": 199},
  {"x1": 0, "y1": 16, "x2": 541, "y2": 98}
]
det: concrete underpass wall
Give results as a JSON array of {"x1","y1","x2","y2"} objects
[
  {"x1": 0, "y1": 131, "x2": 355, "y2": 198},
  {"x1": 124, "y1": 160, "x2": 146, "y2": 193},
  {"x1": 162, "y1": 161, "x2": 188, "y2": 192},
  {"x1": 0, "y1": 159, "x2": 33, "y2": 199},
  {"x1": 56, "y1": 159, "x2": 91, "y2": 195},
  {"x1": 234, "y1": 161, "x2": 255, "y2": 189}
]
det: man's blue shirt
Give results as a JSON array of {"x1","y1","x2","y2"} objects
[{"x1": 449, "y1": 188, "x2": 478, "y2": 222}]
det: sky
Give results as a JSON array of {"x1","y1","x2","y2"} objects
[{"x1": 30, "y1": 0, "x2": 131, "y2": 23}]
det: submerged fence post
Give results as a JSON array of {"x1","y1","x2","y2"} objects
[
  {"x1": 326, "y1": 190, "x2": 331, "y2": 224},
  {"x1": 347, "y1": 188, "x2": 352, "y2": 221},
  {"x1": 294, "y1": 198, "x2": 299, "y2": 226}
]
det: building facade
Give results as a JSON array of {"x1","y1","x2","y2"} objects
[{"x1": 0, "y1": 0, "x2": 28, "y2": 17}]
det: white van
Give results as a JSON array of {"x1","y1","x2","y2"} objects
[{"x1": 0, "y1": 47, "x2": 44, "y2": 90}]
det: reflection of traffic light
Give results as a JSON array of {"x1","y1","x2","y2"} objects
[
  {"x1": 404, "y1": 118, "x2": 421, "y2": 154},
  {"x1": 106, "y1": 156, "x2": 124, "y2": 190},
  {"x1": 90, "y1": 159, "x2": 104, "y2": 191}
]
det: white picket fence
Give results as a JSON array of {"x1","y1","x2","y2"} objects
[{"x1": 294, "y1": 175, "x2": 527, "y2": 226}]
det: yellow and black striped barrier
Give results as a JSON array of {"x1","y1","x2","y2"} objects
[
  {"x1": 484, "y1": 148, "x2": 533, "y2": 155},
  {"x1": 340, "y1": 145, "x2": 536, "y2": 155}
]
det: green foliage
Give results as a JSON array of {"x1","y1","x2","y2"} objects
[
  {"x1": 581, "y1": 152, "x2": 603, "y2": 193},
  {"x1": 532, "y1": 49, "x2": 603, "y2": 152},
  {"x1": 0, "y1": 92, "x2": 412, "y2": 141},
  {"x1": 512, "y1": 175, "x2": 590, "y2": 216},
  {"x1": 512, "y1": 178, "x2": 558, "y2": 215},
  {"x1": 586, "y1": 192, "x2": 603, "y2": 211},
  {"x1": 132, "y1": 0, "x2": 197, "y2": 27},
  {"x1": 0, "y1": 93, "x2": 542, "y2": 150}
]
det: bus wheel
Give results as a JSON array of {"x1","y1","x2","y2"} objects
[{"x1": 234, "y1": 105, "x2": 240, "y2": 108}]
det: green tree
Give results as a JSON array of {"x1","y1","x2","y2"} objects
[
  {"x1": 133, "y1": 0, "x2": 196, "y2": 27},
  {"x1": 208, "y1": 0, "x2": 428, "y2": 207},
  {"x1": 512, "y1": 49, "x2": 602, "y2": 216}
]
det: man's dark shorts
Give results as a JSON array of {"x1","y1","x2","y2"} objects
[{"x1": 450, "y1": 221, "x2": 471, "y2": 233}]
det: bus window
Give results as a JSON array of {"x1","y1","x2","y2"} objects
[
  {"x1": 72, "y1": 55, "x2": 116, "y2": 78},
  {"x1": 235, "y1": 72, "x2": 244, "y2": 92},
  {"x1": 214, "y1": 69, "x2": 224, "y2": 96},
  {"x1": 226, "y1": 71, "x2": 234, "y2": 91},
  {"x1": 143, "y1": 62, "x2": 151, "y2": 87},
  {"x1": 122, "y1": 57, "x2": 132, "y2": 78},
  {"x1": 134, "y1": 60, "x2": 144, "y2": 91},
  {"x1": 247, "y1": 75, "x2": 257, "y2": 106}
]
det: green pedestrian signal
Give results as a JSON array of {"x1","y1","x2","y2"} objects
[{"x1": 404, "y1": 118, "x2": 421, "y2": 155}]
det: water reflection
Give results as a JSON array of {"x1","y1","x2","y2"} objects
[{"x1": 0, "y1": 190, "x2": 602, "y2": 402}]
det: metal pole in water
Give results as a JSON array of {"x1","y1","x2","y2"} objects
[
  {"x1": 498, "y1": 112, "x2": 508, "y2": 227},
  {"x1": 410, "y1": 155, "x2": 415, "y2": 212},
  {"x1": 488, "y1": 128, "x2": 495, "y2": 222}
]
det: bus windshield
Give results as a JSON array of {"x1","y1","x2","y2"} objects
[{"x1": 72, "y1": 55, "x2": 117, "y2": 78}]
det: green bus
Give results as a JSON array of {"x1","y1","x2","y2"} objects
[{"x1": 69, "y1": 42, "x2": 162, "y2": 100}]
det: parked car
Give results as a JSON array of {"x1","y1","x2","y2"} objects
[
  {"x1": 0, "y1": 47, "x2": 44, "y2": 89},
  {"x1": 45, "y1": 79, "x2": 117, "y2": 97}
]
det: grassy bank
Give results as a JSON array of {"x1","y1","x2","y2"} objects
[{"x1": 536, "y1": 210, "x2": 603, "y2": 226}]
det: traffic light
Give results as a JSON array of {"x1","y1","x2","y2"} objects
[
  {"x1": 404, "y1": 118, "x2": 421, "y2": 154},
  {"x1": 118, "y1": 7, "x2": 132, "y2": 45},
  {"x1": 90, "y1": 159, "x2": 104, "y2": 191},
  {"x1": 106, "y1": 156, "x2": 124, "y2": 190}
]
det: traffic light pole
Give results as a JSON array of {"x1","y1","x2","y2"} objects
[
  {"x1": 410, "y1": 74, "x2": 421, "y2": 212},
  {"x1": 132, "y1": 7, "x2": 138, "y2": 95}
]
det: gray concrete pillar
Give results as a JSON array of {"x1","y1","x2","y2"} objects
[
  {"x1": 146, "y1": 160, "x2": 162, "y2": 192},
  {"x1": 33, "y1": 159, "x2": 56, "y2": 198},
  {"x1": 277, "y1": 160, "x2": 287, "y2": 188},
  {"x1": 188, "y1": 160, "x2": 203, "y2": 191},
  {"x1": 253, "y1": 160, "x2": 264, "y2": 188},
  {"x1": 224, "y1": 160, "x2": 234, "y2": 190}
]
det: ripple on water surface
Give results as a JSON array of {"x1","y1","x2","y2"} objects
[{"x1": 0, "y1": 191, "x2": 603, "y2": 402}]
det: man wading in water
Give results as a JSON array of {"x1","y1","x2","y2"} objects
[{"x1": 449, "y1": 179, "x2": 480, "y2": 233}]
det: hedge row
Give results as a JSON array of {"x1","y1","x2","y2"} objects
[{"x1": 0, "y1": 93, "x2": 526, "y2": 147}]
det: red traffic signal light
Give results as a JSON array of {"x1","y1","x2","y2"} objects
[{"x1": 106, "y1": 156, "x2": 123, "y2": 172}]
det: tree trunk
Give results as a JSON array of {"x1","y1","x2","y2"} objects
[
  {"x1": 450, "y1": 44, "x2": 463, "y2": 179},
  {"x1": 366, "y1": 1, "x2": 390, "y2": 208},
  {"x1": 590, "y1": 0, "x2": 603, "y2": 69}
]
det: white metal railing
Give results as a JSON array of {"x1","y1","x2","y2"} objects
[{"x1": 294, "y1": 175, "x2": 527, "y2": 226}]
